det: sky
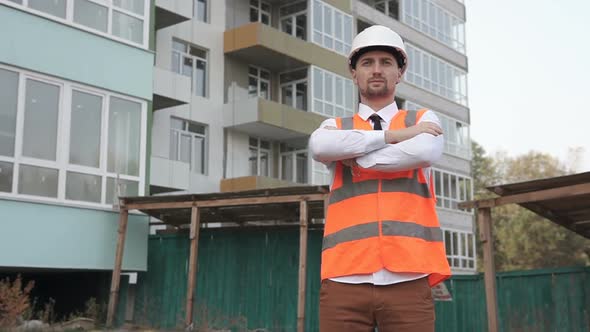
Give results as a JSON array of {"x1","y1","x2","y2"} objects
[{"x1": 466, "y1": 0, "x2": 590, "y2": 172}]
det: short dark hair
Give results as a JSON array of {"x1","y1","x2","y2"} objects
[{"x1": 349, "y1": 46, "x2": 406, "y2": 70}]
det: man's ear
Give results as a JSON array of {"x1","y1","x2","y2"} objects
[{"x1": 351, "y1": 69, "x2": 358, "y2": 85}]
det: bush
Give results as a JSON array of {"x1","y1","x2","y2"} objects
[{"x1": 0, "y1": 275, "x2": 35, "y2": 327}]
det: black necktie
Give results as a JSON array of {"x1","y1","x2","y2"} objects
[{"x1": 369, "y1": 114, "x2": 382, "y2": 130}]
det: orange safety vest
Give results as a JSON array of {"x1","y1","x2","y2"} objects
[{"x1": 321, "y1": 109, "x2": 451, "y2": 287}]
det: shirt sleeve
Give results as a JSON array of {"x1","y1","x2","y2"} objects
[
  {"x1": 355, "y1": 110, "x2": 444, "y2": 171},
  {"x1": 309, "y1": 118, "x2": 387, "y2": 163}
]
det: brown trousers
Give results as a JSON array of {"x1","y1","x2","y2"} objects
[{"x1": 319, "y1": 277, "x2": 435, "y2": 332}]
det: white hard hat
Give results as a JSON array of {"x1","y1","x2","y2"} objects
[{"x1": 348, "y1": 25, "x2": 408, "y2": 75}]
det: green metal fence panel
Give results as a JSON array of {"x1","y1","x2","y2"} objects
[
  {"x1": 133, "y1": 229, "x2": 324, "y2": 331},
  {"x1": 496, "y1": 267, "x2": 590, "y2": 332},
  {"x1": 435, "y1": 275, "x2": 488, "y2": 331},
  {"x1": 133, "y1": 230, "x2": 590, "y2": 331}
]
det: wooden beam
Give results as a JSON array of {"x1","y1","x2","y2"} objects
[
  {"x1": 106, "y1": 208, "x2": 129, "y2": 327},
  {"x1": 459, "y1": 182, "x2": 590, "y2": 209},
  {"x1": 185, "y1": 207, "x2": 201, "y2": 328},
  {"x1": 297, "y1": 200, "x2": 308, "y2": 332},
  {"x1": 124, "y1": 193, "x2": 329, "y2": 210},
  {"x1": 478, "y1": 208, "x2": 499, "y2": 332}
]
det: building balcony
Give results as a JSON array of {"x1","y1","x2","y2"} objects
[
  {"x1": 149, "y1": 156, "x2": 189, "y2": 192},
  {"x1": 152, "y1": 67, "x2": 191, "y2": 111},
  {"x1": 220, "y1": 175, "x2": 299, "y2": 193},
  {"x1": 155, "y1": 0, "x2": 192, "y2": 30},
  {"x1": 224, "y1": 22, "x2": 349, "y2": 78},
  {"x1": 223, "y1": 97, "x2": 325, "y2": 140}
]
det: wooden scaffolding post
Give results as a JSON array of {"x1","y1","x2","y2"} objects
[
  {"x1": 297, "y1": 200, "x2": 309, "y2": 332},
  {"x1": 478, "y1": 207, "x2": 499, "y2": 332},
  {"x1": 106, "y1": 207, "x2": 129, "y2": 327},
  {"x1": 185, "y1": 206, "x2": 201, "y2": 328}
]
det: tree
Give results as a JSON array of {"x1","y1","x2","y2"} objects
[{"x1": 470, "y1": 143, "x2": 590, "y2": 271}]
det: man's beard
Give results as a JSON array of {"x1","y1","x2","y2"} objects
[{"x1": 360, "y1": 79, "x2": 390, "y2": 98}]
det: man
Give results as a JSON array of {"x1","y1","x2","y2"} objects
[{"x1": 309, "y1": 25, "x2": 451, "y2": 331}]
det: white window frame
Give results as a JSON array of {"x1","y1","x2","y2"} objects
[
  {"x1": 310, "y1": 0, "x2": 353, "y2": 56},
  {"x1": 311, "y1": 66, "x2": 354, "y2": 118},
  {"x1": 249, "y1": 0, "x2": 271, "y2": 25},
  {"x1": 0, "y1": 63, "x2": 147, "y2": 209},
  {"x1": 279, "y1": 146, "x2": 308, "y2": 184},
  {"x1": 169, "y1": 118, "x2": 208, "y2": 175},
  {"x1": 405, "y1": 101, "x2": 471, "y2": 160},
  {"x1": 443, "y1": 228, "x2": 476, "y2": 271},
  {"x1": 432, "y1": 168, "x2": 473, "y2": 214},
  {"x1": 279, "y1": 1, "x2": 307, "y2": 40},
  {"x1": 400, "y1": 0, "x2": 466, "y2": 54},
  {"x1": 374, "y1": 0, "x2": 399, "y2": 19},
  {"x1": 406, "y1": 44, "x2": 468, "y2": 106},
  {"x1": 279, "y1": 68, "x2": 308, "y2": 111},
  {"x1": 194, "y1": 0, "x2": 209, "y2": 23},
  {"x1": 0, "y1": 0, "x2": 150, "y2": 49},
  {"x1": 248, "y1": 66, "x2": 271, "y2": 100},
  {"x1": 248, "y1": 137, "x2": 272, "y2": 177},
  {"x1": 171, "y1": 39, "x2": 208, "y2": 98}
]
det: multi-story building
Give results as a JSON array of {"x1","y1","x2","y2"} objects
[
  {"x1": 0, "y1": 0, "x2": 190, "y2": 312},
  {"x1": 151, "y1": 0, "x2": 474, "y2": 275}
]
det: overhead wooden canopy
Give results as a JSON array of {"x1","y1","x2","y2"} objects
[
  {"x1": 459, "y1": 171, "x2": 590, "y2": 332},
  {"x1": 106, "y1": 185, "x2": 330, "y2": 331},
  {"x1": 461, "y1": 172, "x2": 590, "y2": 239},
  {"x1": 122, "y1": 185, "x2": 330, "y2": 227}
]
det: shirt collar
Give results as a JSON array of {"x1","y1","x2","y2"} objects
[{"x1": 357, "y1": 101, "x2": 399, "y2": 122}]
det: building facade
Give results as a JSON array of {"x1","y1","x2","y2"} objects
[
  {"x1": 0, "y1": 0, "x2": 160, "y2": 274},
  {"x1": 151, "y1": 0, "x2": 474, "y2": 274}
]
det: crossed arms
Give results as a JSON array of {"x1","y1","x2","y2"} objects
[{"x1": 308, "y1": 111, "x2": 444, "y2": 172}]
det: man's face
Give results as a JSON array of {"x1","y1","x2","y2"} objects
[{"x1": 351, "y1": 50, "x2": 402, "y2": 99}]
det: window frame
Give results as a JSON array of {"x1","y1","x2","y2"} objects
[
  {"x1": 248, "y1": 65, "x2": 271, "y2": 100},
  {"x1": 279, "y1": 145, "x2": 308, "y2": 184},
  {"x1": 279, "y1": 68, "x2": 308, "y2": 111},
  {"x1": 443, "y1": 228, "x2": 476, "y2": 271},
  {"x1": 279, "y1": 1, "x2": 307, "y2": 40},
  {"x1": 374, "y1": 0, "x2": 399, "y2": 20},
  {"x1": 249, "y1": 0, "x2": 271, "y2": 25},
  {"x1": 248, "y1": 137, "x2": 272, "y2": 177},
  {"x1": 171, "y1": 39, "x2": 209, "y2": 98},
  {"x1": 0, "y1": 63, "x2": 147, "y2": 209},
  {"x1": 311, "y1": 65, "x2": 354, "y2": 118},
  {"x1": 0, "y1": 0, "x2": 150, "y2": 49},
  {"x1": 400, "y1": 0, "x2": 465, "y2": 54},
  {"x1": 169, "y1": 117, "x2": 208, "y2": 175},
  {"x1": 310, "y1": 0, "x2": 353, "y2": 56},
  {"x1": 406, "y1": 43, "x2": 468, "y2": 106},
  {"x1": 193, "y1": 0, "x2": 209, "y2": 23},
  {"x1": 432, "y1": 167, "x2": 473, "y2": 214}
]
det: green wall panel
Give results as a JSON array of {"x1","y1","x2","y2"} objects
[
  {"x1": 0, "y1": 199, "x2": 149, "y2": 271},
  {"x1": 0, "y1": 5, "x2": 153, "y2": 100}
]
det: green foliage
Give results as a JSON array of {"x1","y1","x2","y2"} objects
[{"x1": 470, "y1": 142, "x2": 590, "y2": 271}]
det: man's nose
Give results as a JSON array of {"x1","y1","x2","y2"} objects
[{"x1": 371, "y1": 63, "x2": 384, "y2": 75}]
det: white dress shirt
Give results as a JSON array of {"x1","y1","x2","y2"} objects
[{"x1": 309, "y1": 101, "x2": 443, "y2": 285}]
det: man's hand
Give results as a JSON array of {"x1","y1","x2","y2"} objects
[
  {"x1": 341, "y1": 159, "x2": 358, "y2": 168},
  {"x1": 385, "y1": 122, "x2": 443, "y2": 144}
]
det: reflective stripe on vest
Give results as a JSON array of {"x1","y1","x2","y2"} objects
[
  {"x1": 329, "y1": 110, "x2": 430, "y2": 205},
  {"x1": 322, "y1": 220, "x2": 443, "y2": 251}
]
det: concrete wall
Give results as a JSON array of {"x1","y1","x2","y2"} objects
[
  {"x1": 152, "y1": 0, "x2": 226, "y2": 193},
  {"x1": 0, "y1": 199, "x2": 148, "y2": 271},
  {"x1": 0, "y1": 5, "x2": 154, "y2": 100}
]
